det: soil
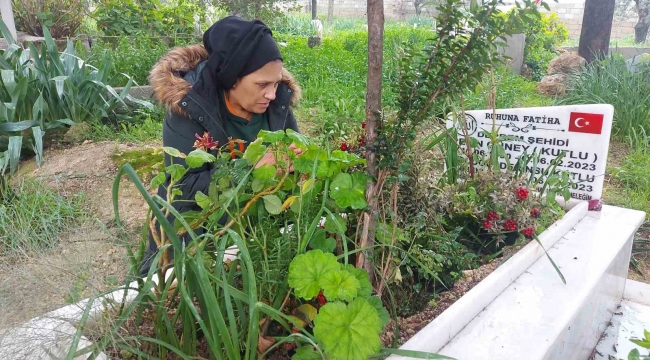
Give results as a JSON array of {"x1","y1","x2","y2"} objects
[
  {"x1": 0, "y1": 141, "x2": 154, "y2": 327},
  {"x1": 380, "y1": 246, "x2": 519, "y2": 347}
]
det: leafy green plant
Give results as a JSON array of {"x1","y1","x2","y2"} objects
[
  {"x1": 508, "y1": 11, "x2": 568, "y2": 80},
  {"x1": 0, "y1": 20, "x2": 150, "y2": 177},
  {"x1": 557, "y1": 54, "x2": 650, "y2": 146},
  {"x1": 628, "y1": 329, "x2": 650, "y2": 360},
  {"x1": 12, "y1": 0, "x2": 84, "y2": 38},
  {"x1": 93, "y1": 0, "x2": 202, "y2": 37},
  {"x1": 67, "y1": 128, "x2": 453, "y2": 359}
]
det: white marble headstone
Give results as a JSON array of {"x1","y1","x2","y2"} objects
[{"x1": 446, "y1": 104, "x2": 614, "y2": 201}]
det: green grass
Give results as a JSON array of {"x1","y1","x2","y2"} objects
[
  {"x1": 606, "y1": 147, "x2": 650, "y2": 215},
  {"x1": 556, "y1": 54, "x2": 650, "y2": 146},
  {"x1": 91, "y1": 106, "x2": 165, "y2": 143},
  {"x1": 0, "y1": 180, "x2": 87, "y2": 256}
]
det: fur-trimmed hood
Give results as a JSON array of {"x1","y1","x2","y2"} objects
[{"x1": 149, "y1": 45, "x2": 302, "y2": 115}]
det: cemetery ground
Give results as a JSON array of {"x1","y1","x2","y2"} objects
[{"x1": 2, "y1": 6, "x2": 650, "y2": 357}]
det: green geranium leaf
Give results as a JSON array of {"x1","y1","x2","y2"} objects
[
  {"x1": 253, "y1": 164, "x2": 277, "y2": 182},
  {"x1": 258, "y1": 130, "x2": 286, "y2": 143},
  {"x1": 292, "y1": 346, "x2": 321, "y2": 360},
  {"x1": 324, "y1": 213, "x2": 347, "y2": 234},
  {"x1": 195, "y1": 191, "x2": 211, "y2": 210},
  {"x1": 162, "y1": 147, "x2": 184, "y2": 158},
  {"x1": 166, "y1": 164, "x2": 187, "y2": 182},
  {"x1": 313, "y1": 298, "x2": 382, "y2": 360},
  {"x1": 185, "y1": 149, "x2": 216, "y2": 169},
  {"x1": 343, "y1": 264, "x2": 373, "y2": 299},
  {"x1": 262, "y1": 195, "x2": 282, "y2": 215},
  {"x1": 367, "y1": 295, "x2": 390, "y2": 329},
  {"x1": 286, "y1": 129, "x2": 310, "y2": 148},
  {"x1": 150, "y1": 172, "x2": 166, "y2": 190},
  {"x1": 309, "y1": 229, "x2": 337, "y2": 253},
  {"x1": 330, "y1": 172, "x2": 368, "y2": 209},
  {"x1": 243, "y1": 138, "x2": 267, "y2": 164},
  {"x1": 320, "y1": 269, "x2": 360, "y2": 302},
  {"x1": 317, "y1": 160, "x2": 341, "y2": 179},
  {"x1": 288, "y1": 250, "x2": 341, "y2": 300}
]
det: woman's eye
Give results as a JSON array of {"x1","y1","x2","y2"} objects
[{"x1": 260, "y1": 83, "x2": 268, "y2": 88}]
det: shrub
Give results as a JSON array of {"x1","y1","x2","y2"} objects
[
  {"x1": 12, "y1": 0, "x2": 84, "y2": 38},
  {"x1": 85, "y1": 36, "x2": 180, "y2": 87},
  {"x1": 0, "y1": 21, "x2": 150, "y2": 176},
  {"x1": 94, "y1": 0, "x2": 201, "y2": 37},
  {"x1": 511, "y1": 11, "x2": 569, "y2": 80},
  {"x1": 556, "y1": 54, "x2": 650, "y2": 145}
]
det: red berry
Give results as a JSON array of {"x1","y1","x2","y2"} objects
[
  {"x1": 530, "y1": 208, "x2": 541, "y2": 218},
  {"x1": 483, "y1": 221, "x2": 492, "y2": 229},
  {"x1": 521, "y1": 227, "x2": 535, "y2": 238},
  {"x1": 504, "y1": 219, "x2": 518, "y2": 231},
  {"x1": 361, "y1": 121, "x2": 366, "y2": 129},
  {"x1": 516, "y1": 187, "x2": 530, "y2": 201},
  {"x1": 340, "y1": 142, "x2": 348, "y2": 151}
]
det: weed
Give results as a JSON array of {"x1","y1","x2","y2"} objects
[
  {"x1": 0, "y1": 180, "x2": 87, "y2": 256},
  {"x1": 607, "y1": 148, "x2": 650, "y2": 214}
]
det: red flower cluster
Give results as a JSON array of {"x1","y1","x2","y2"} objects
[
  {"x1": 521, "y1": 227, "x2": 535, "y2": 238},
  {"x1": 530, "y1": 208, "x2": 541, "y2": 218},
  {"x1": 504, "y1": 219, "x2": 518, "y2": 231},
  {"x1": 483, "y1": 211, "x2": 500, "y2": 230},
  {"x1": 193, "y1": 132, "x2": 219, "y2": 151},
  {"x1": 516, "y1": 187, "x2": 529, "y2": 201}
]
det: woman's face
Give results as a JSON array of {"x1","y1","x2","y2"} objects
[{"x1": 230, "y1": 60, "x2": 283, "y2": 115}]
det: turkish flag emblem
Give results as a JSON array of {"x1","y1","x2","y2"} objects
[{"x1": 568, "y1": 112, "x2": 604, "y2": 134}]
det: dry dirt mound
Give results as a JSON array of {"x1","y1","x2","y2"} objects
[{"x1": 0, "y1": 141, "x2": 153, "y2": 327}]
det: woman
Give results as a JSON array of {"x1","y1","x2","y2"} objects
[{"x1": 140, "y1": 16, "x2": 302, "y2": 275}]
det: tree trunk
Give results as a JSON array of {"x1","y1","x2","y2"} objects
[
  {"x1": 312, "y1": 0, "x2": 317, "y2": 20},
  {"x1": 358, "y1": 0, "x2": 384, "y2": 284},
  {"x1": 328, "y1": 0, "x2": 334, "y2": 25},
  {"x1": 635, "y1": 6, "x2": 649, "y2": 43},
  {"x1": 578, "y1": 0, "x2": 615, "y2": 63}
]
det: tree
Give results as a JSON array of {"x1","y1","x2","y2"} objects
[
  {"x1": 328, "y1": 0, "x2": 334, "y2": 25},
  {"x1": 617, "y1": 0, "x2": 650, "y2": 43},
  {"x1": 359, "y1": 0, "x2": 384, "y2": 284},
  {"x1": 578, "y1": 0, "x2": 615, "y2": 63}
]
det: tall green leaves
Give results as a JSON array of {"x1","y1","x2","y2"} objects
[{"x1": 0, "y1": 19, "x2": 152, "y2": 176}]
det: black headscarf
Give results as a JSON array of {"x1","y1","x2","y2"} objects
[{"x1": 194, "y1": 16, "x2": 283, "y2": 97}]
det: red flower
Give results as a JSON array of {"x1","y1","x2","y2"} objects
[
  {"x1": 521, "y1": 227, "x2": 535, "y2": 238},
  {"x1": 530, "y1": 208, "x2": 541, "y2": 218},
  {"x1": 486, "y1": 211, "x2": 499, "y2": 221},
  {"x1": 193, "y1": 132, "x2": 219, "y2": 151},
  {"x1": 504, "y1": 219, "x2": 518, "y2": 231},
  {"x1": 340, "y1": 142, "x2": 348, "y2": 151},
  {"x1": 483, "y1": 221, "x2": 493, "y2": 230},
  {"x1": 516, "y1": 187, "x2": 529, "y2": 201},
  {"x1": 316, "y1": 290, "x2": 327, "y2": 306}
]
